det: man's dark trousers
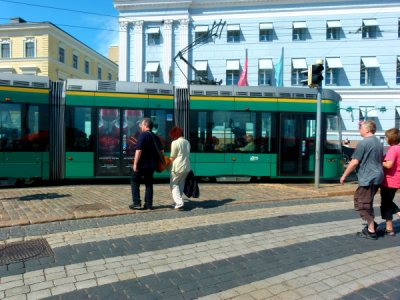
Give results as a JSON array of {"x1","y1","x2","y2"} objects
[{"x1": 131, "y1": 168, "x2": 155, "y2": 208}]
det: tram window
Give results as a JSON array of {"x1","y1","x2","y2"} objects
[
  {"x1": 260, "y1": 112, "x2": 275, "y2": 153},
  {"x1": 25, "y1": 104, "x2": 49, "y2": 151},
  {"x1": 0, "y1": 103, "x2": 49, "y2": 151},
  {"x1": 0, "y1": 103, "x2": 21, "y2": 151},
  {"x1": 191, "y1": 111, "x2": 275, "y2": 153},
  {"x1": 66, "y1": 107, "x2": 93, "y2": 151},
  {"x1": 228, "y1": 112, "x2": 256, "y2": 152},
  {"x1": 123, "y1": 109, "x2": 143, "y2": 156},
  {"x1": 324, "y1": 114, "x2": 341, "y2": 154},
  {"x1": 148, "y1": 109, "x2": 174, "y2": 152}
]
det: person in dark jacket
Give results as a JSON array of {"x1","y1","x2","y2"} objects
[{"x1": 129, "y1": 117, "x2": 163, "y2": 210}]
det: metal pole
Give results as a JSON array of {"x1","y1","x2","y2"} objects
[{"x1": 315, "y1": 86, "x2": 322, "y2": 188}]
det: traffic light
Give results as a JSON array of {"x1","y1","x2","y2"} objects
[
  {"x1": 301, "y1": 66, "x2": 313, "y2": 87},
  {"x1": 310, "y1": 63, "x2": 324, "y2": 87},
  {"x1": 301, "y1": 63, "x2": 324, "y2": 88}
]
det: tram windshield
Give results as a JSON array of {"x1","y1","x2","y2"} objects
[{"x1": 324, "y1": 114, "x2": 341, "y2": 154}]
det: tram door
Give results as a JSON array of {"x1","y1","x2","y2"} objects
[
  {"x1": 96, "y1": 108, "x2": 143, "y2": 177},
  {"x1": 279, "y1": 113, "x2": 316, "y2": 176}
]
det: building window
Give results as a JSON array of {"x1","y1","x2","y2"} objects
[
  {"x1": 258, "y1": 59, "x2": 273, "y2": 86},
  {"x1": 226, "y1": 60, "x2": 240, "y2": 85},
  {"x1": 97, "y1": 66, "x2": 102, "y2": 80},
  {"x1": 147, "y1": 27, "x2": 161, "y2": 45},
  {"x1": 108, "y1": 73, "x2": 112, "y2": 80},
  {"x1": 145, "y1": 62, "x2": 160, "y2": 83},
  {"x1": 195, "y1": 26, "x2": 209, "y2": 41},
  {"x1": 362, "y1": 19, "x2": 378, "y2": 39},
  {"x1": 291, "y1": 58, "x2": 307, "y2": 86},
  {"x1": 72, "y1": 53, "x2": 78, "y2": 69},
  {"x1": 396, "y1": 107, "x2": 400, "y2": 129},
  {"x1": 326, "y1": 21, "x2": 341, "y2": 40},
  {"x1": 59, "y1": 47, "x2": 65, "y2": 63},
  {"x1": 24, "y1": 38, "x2": 35, "y2": 57},
  {"x1": 292, "y1": 22, "x2": 307, "y2": 41},
  {"x1": 359, "y1": 106, "x2": 382, "y2": 130},
  {"x1": 0, "y1": 39, "x2": 11, "y2": 58},
  {"x1": 360, "y1": 65, "x2": 375, "y2": 85},
  {"x1": 325, "y1": 57, "x2": 342, "y2": 86},
  {"x1": 226, "y1": 70, "x2": 239, "y2": 85},
  {"x1": 85, "y1": 60, "x2": 90, "y2": 74},
  {"x1": 396, "y1": 57, "x2": 400, "y2": 85},
  {"x1": 227, "y1": 24, "x2": 240, "y2": 43},
  {"x1": 194, "y1": 60, "x2": 208, "y2": 82},
  {"x1": 325, "y1": 68, "x2": 339, "y2": 86},
  {"x1": 398, "y1": 19, "x2": 400, "y2": 38},
  {"x1": 360, "y1": 57, "x2": 379, "y2": 86},
  {"x1": 259, "y1": 23, "x2": 273, "y2": 42},
  {"x1": 259, "y1": 70, "x2": 272, "y2": 86}
]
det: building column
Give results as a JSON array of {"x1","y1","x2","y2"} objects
[
  {"x1": 118, "y1": 20, "x2": 129, "y2": 81},
  {"x1": 134, "y1": 21, "x2": 144, "y2": 83},
  {"x1": 178, "y1": 19, "x2": 189, "y2": 87},
  {"x1": 163, "y1": 20, "x2": 174, "y2": 84}
]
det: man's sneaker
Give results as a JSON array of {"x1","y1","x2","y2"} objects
[
  {"x1": 357, "y1": 227, "x2": 378, "y2": 240},
  {"x1": 129, "y1": 204, "x2": 141, "y2": 210}
]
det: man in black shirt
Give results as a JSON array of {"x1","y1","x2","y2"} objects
[{"x1": 130, "y1": 117, "x2": 163, "y2": 210}]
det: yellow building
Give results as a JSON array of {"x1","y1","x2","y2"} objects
[
  {"x1": 108, "y1": 45, "x2": 119, "y2": 66},
  {"x1": 0, "y1": 18, "x2": 118, "y2": 81}
]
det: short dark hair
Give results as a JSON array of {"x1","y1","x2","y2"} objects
[
  {"x1": 385, "y1": 128, "x2": 400, "y2": 146},
  {"x1": 141, "y1": 117, "x2": 153, "y2": 130},
  {"x1": 169, "y1": 126, "x2": 184, "y2": 140}
]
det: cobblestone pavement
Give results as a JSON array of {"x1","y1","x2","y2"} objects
[
  {"x1": 0, "y1": 182, "x2": 357, "y2": 228},
  {"x1": 1, "y1": 182, "x2": 400, "y2": 299}
]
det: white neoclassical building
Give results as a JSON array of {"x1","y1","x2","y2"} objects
[{"x1": 114, "y1": 0, "x2": 400, "y2": 142}]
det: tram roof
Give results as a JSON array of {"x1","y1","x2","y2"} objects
[
  {"x1": 66, "y1": 79, "x2": 174, "y2": 95},
  {"x1": 190, "y1": 84, "x2": 341, "y2": 102},
  {"x1": 0, "y1": 73, "x2": 49, "y2": 89}
]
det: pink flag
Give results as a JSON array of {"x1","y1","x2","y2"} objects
[{"x1": 238, "y1": 49, "x2": 249, "y2": 86}]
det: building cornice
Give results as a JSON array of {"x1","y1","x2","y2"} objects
[{"x1": 114, "y1": 0, "x2": 397, "y2": 11}]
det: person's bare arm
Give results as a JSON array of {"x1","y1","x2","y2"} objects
[
  {"x1": 340, "y1": 159, "x2": 359, "y2": 184},
  {"x1": 383, "y1": 160, "x2": 394, "y2": 169},
  {"x1": 133, "y1": 149, "x2": 142, "y2": 172}
]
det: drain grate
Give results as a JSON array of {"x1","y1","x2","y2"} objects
[
  {"x1": 74, "y1": 203, "x2": 109, "y2": 212},
  {"x1": 0, "y1": 239, "x2": 54, "y2": 265}
]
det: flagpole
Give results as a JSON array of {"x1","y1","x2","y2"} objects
[{"x1": 280, "y1": 47, "x2": 284, "y2": 85}]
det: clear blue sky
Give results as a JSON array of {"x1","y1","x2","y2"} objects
[{"x1": 0, "y1": 0, "x2": 120, "y2": 57}]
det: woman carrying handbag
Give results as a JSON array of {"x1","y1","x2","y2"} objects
[{"x1": 169, "y1": 126, "x2": 191, "y2": 210}]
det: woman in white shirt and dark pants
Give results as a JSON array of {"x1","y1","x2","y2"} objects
[{"x1": 169, "y1": 126, "x2": 191, "y2": 210}]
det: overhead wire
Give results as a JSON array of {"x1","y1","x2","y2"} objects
[{"x1": 0, "y1": 0, "x2": 119, "y2": 18}]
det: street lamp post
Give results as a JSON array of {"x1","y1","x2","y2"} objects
[{"x1": 315, "y1": 85, "x2": 322, "y2": 188}]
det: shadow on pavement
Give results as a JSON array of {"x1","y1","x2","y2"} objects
[
  {"x1": 8, "y1": 193, "x2": 72, "y2": 201},
  {"x1": 183, "y1": 198, "x2": 236, "y2": 210}
]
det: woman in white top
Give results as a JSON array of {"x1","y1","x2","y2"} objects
[{"x1": 169, "y1": 126, "x2": 191, "y2": 210}]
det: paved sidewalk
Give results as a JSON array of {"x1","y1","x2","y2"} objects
[{"x1": 0, "y1": 181, "x2": 358, "y2": 228}]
